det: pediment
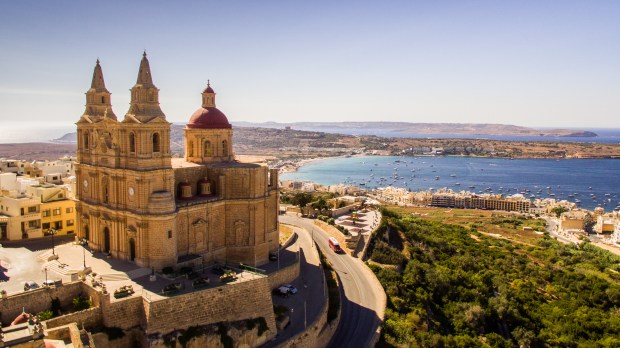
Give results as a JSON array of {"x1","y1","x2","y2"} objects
[{"x1": 192, "y1": 218, "x2": 207, "y2": 226}]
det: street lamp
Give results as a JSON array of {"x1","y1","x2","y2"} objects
[
  {"x1": 48, "y1": 229, "x2": 56, "y2": 255},
  {"x1": 81, "y1": 238, "x2": 88, "y2": 268},
  {"x1": 44, "y1": 266, "x2": 48, "y2": 284}
]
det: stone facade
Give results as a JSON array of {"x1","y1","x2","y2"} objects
[{"x1": 74, "y1": 54, "x2": 279, "y2": 270}]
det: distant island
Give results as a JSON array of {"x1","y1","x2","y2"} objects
[{"x1": 233, "y1": 121, "x2": 598, "y2": 138}]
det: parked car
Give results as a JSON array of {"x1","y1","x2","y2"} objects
[
  {"x1": 24, "y1": 281, "x2": 39, "y2": 291},
  {"x1": 211, "y1": 265, "x2": 225, "y2": 275},
  {"x1": 273, "y1": 286, "x2": 290, "y2": 297},
  {"x1": 283, "y1": 284, "x2": 298, "y2": 294}
]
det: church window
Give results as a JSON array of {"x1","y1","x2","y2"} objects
[
  {"x1": 129, "y1": 133, "x2": 136, "y2": 153},
  {"x1": 84, "y1": 131, "x2": 89, "y2": 149},
  {"x1": 101, "y1": 96, "x2": 105, "y2": 103},
  {"x1": 152, "y1": 133, "x2": 161, "y2": 153},
  {"x1": 188, "y1": 141, "x2": 194, "y2": 157},
  {"x1": 204, "y1": 140, "x2": 212, "y2": 156},
  {"x1": 168, "y1": 230, "x2": 172, "y2": 239},
  {"x1": 222, "y1": 140, "x2": 228, "y2": 157},
  {"x1": 102, "y1": 178, "x2": 109, "y2": 204}
]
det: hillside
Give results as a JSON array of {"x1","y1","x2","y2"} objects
[
  {"x1": 367, "y1": 207, "x2": 620, "y2": 347},
  {"x1": 234, "y1": 121, "x2": 598, "y2": 138},
  {"x1": 4, "y1": 125, "x2": 619, "y2": 161}
]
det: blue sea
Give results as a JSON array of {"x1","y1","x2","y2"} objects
[{"x1": 281, "y1": 156, "x2": 620, "y2": 212}]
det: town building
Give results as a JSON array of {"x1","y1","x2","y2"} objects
[
  {"x1": 74, "y1": 54, "x2": 279, "y2": 271},
  {"x1": 430, "y1": 190, "x2": 532, "y2": 213},
  {"x1": 0, "y1": 173, "x2": 75, "y2": 240}
]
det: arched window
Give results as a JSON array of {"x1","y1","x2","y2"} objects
[
  {"x1": 188, "y1": 141, "x2": 194, "y2": 157},
  {"x1": 222, "y1": 140, "x2": 228, "y2": 157},
  {"x1": 84, "y1": 131, "x2": 89, "y2": 150},
  {"x1": 204, "y1": 140, "x2": 212, "y2": 157},
  {"x1": 101, "y1": 96, "x2": 105, "y2": 103},
  {"x1": 152, "y1": 133, "x2": 160, "y2": 153},
  {"x1": 129, "y1": 133, "x2": 136, "y2": 153}
]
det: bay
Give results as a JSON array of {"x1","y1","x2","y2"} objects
[{"x1": 281, "y1": 155, "x2": 620, "y2": 211}]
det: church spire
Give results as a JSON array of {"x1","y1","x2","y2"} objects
[
  {"x1": 124, "y1": 52, "x2": 166, "y2": 122},
  {"x1": 136, "y1": 51, "x2": 154, "y2": 86},
  {"x1": 82, "y1": 59, "x2": 116, "y2": 120},
  {"x1": 90, "y1": 59, "x2": 108, "y2": 91}
]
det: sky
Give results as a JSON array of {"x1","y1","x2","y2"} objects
[{"x1": 1, "y1": 1, "x2": 619, "y2": 130}]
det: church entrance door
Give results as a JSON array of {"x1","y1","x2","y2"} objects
[
  {"x1": 129, "y1": 239, "x2": 136, "y2": 261},
  {"x1": 103, "y1": 227, "x2": 110, "y2": 253}
]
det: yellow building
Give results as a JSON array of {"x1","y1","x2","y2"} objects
[
  {"x1": 0, "y1": 194, "x2": 40, "y2": 240},
  {"x1": 27, "y1": 184, "x2": 76, "y2": 236},
  {"x1": 75, "y1": 54, "x2": 279, "y2": 270}
]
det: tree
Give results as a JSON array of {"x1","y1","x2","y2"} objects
[
  {"x1": 583, "y1": 213, "x2": 595, "y2": 233},
  {"x1": 290, "y1": 192, "x2": 313, "y2": 208},
  {"x1": 551, "y1": 206, "x2": 569, "y2": 218},
  {"x1": 311, "y1": 197, "x2": 329, "y2": 213}
]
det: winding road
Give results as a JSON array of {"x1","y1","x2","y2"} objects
[{"x1": 280, "y1": 215, "x2": 385, "y2": 348}]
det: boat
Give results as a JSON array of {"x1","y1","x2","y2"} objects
[{"x1": 454, "y1": 183, "x2": 461, "y2": 186}]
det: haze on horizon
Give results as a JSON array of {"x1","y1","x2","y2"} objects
[{"x1": 1, "y1": 1, "x2": 619, "y2": 129}]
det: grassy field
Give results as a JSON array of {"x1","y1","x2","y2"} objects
[
  {"x1": 279, "y1": 224, "x2": 294, "y2": 245},
  {"x1": 386, "y1": 205, "x2": 547, "y2": 246}
]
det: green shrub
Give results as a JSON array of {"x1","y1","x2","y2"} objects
[
  {"x1": 72, "y1": 295, "x2": 91, "y2": 311},
  {"x1": 38, "y1": 310, "x2": 53, "y2": 321}
]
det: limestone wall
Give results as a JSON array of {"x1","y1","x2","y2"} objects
[
  {"x1": 268, "y1": 260, "x2": 300, "y2": 290},
  {"x1": 142, "y1": 276, "x2": 276, "y2": 339},
  {"x1": 101, "y1": 295, "x2": 144, "y2": 330},
  {"x1": 44, "y1": 306, "x2": 102, "y2": 330},
  {"x1": 0, "y1": 281, "x2": 92, "y2": 325}
]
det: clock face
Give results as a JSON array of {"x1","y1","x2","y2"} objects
[
  {"x1": 83, "y1": 179, "x2": 88, "y2": 188},
  {"x1": 128, "y1": 187, "x2": 135, "y2": 196}
]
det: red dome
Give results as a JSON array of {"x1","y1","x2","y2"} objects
[{"x1": 187, "y1": 107, "x2": 232, "y2": 129}]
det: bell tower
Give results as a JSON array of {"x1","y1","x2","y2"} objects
[
  {"x1": 75, "y1": 54, "x2": 178, "y2": 271},
  {"x1": 119, "y1": 51, "x2": 172, "y2": 171}
]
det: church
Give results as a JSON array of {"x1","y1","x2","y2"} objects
[{"x1": 74, "y1": 53, "x2": 279, "y2": 270}]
